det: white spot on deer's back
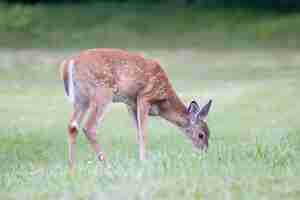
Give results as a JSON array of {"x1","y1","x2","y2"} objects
[{"x1": 85, "y1": 49, "x2": 98, "y2": 54}]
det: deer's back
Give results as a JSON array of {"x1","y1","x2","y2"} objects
[{"x1": 66, "y1": 48, "x2": 173, "y2": 104}]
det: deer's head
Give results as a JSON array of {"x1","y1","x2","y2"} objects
[{"x1": 183, "y1": 99, "x2": 212, "y2": 151}]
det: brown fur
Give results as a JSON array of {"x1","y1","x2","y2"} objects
[{"x1": 60, "y1": 48, "x2": 212, "y2": 170}]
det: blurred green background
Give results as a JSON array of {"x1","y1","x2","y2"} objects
[
  {"x1": 0, "y1": 1, "x2": 300, "y2": 200},
  {"x1": 0, "y1": 0, "x2": 300, "y2": 49}
]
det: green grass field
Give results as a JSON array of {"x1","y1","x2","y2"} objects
[
  {"x1": 1, "y1": 3, "x2": 300, "y2": 49},
  {"x1": 0, "y1": 48, "x2": 300, "y2": 199}
]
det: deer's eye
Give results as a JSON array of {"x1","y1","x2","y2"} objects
[{"x1": 198, "y1": 133, "x2": 204, "y2": 139}]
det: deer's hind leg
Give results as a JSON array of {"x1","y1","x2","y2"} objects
[
  {"x1": 68, "y1": 103, "x2": 88, "y2": 172},
  {"x1": 83, "y1": 88, "x2": 113, "y2": 162}
]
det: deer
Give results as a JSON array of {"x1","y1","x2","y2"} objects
[{"x1": 60, "y1": 48, "x2": 212, "y2": 171}]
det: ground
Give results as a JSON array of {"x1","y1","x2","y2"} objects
[{"x1": 0, "y1": 48, "x2": 300, "y2": 199}]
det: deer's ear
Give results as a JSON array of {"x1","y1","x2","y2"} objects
[
  {"x1": 187, "y1": 101, "x2": 200, "y2": 124},
  {"x1": 198, "y1": 99, "x2": 212, "y2": 120},
  {"x1": 187, "y1": 101, "x2": 200, "y2": 114}
]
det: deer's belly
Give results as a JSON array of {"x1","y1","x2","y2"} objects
[
  {"x1": 112, "y1": 94, "x2": 135, "y2": 106},
  {"x1": 112, "y1": 93, "x2": 160, "y2": 116},
  {"x1": 149, "y1": 105, "x2": 160, "y2": 116}
]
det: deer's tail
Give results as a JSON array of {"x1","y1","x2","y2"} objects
[{"x1": 60, "y1": 59, "x2": 75, "y2": 103}]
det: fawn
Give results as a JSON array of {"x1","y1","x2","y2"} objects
[{"x1": 60, "y1": 48, "x2": 212, "y2": 170}]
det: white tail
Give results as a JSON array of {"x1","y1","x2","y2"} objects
[{"x1": 67, "y1": 60, "x2": 75, "y2": 103}]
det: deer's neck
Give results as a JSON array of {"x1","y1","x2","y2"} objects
[{"x1": 159, "y1": 91, "x2": 189, "y2": 128}]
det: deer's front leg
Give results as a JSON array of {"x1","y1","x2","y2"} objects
[{"x1": 136, "y1": 97, "x2": 150, "y2": 161}]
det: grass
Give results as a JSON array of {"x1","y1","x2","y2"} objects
[
  {"x1": 0, "y1": 48, "x2": 300, "y2": 199},
  {"x1": 1, "y1": 3, "x2": 300, "y2": 49},
  {"x1": 0, "y1": 3, "x2": 300, "y2": 199}
]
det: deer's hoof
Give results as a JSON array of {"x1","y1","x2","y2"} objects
[{"x1": 97, "y1": 152, "x2": 106, "y2": 161}]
